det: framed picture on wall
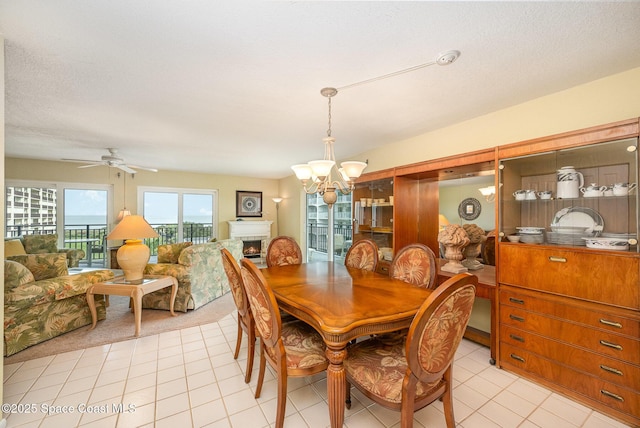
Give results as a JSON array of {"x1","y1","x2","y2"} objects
[
  {"x1": 236, "y1": 191, "x2": 263, "y2": 217},
  {"x1": 458, "y1": 197, "x2": 481, "y2": 221}
]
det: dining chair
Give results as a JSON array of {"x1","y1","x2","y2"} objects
[
  {"x1": 240, "y1": 258, "x2": 329, "y2": 428},
  {"x1": 266, "y1": 236, "x2": 303, "y2": 267},
  {"x1": 220, "y1": 248, "x2": 256, "y2": 383},
  {"x1": 344, "y1": 239, "x2": 379, "y2": 271},
  {"x1": 344, "y1": 272, "x2": 477, "y2": 428},
  {"x1": 388, "y1": 243, "x2": 437, "y2": 289}
]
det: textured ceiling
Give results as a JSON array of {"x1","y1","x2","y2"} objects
[{"x1": 2, "y1": 1, "x2": 640, "y2": 179}]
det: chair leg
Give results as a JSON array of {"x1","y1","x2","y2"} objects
[
  {"x1": 254, "y1": 341, "x2": 266, "y2": 398},
  {"x1": 244, "y1": 324, "x2": 256, "y2": 383},
  {"x1": 233, "y1": 317, "x2": 243, "y2": 360},
  {"x1": 345, "y1": 380, "x2": 352, "y2": 409},
  {"x1": 275, "y1": 365, "x2": 288, "y2": 428}
]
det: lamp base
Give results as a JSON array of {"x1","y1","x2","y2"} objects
[{"x1": 116, "y1": 239, "x2": 150, "y2": 282}]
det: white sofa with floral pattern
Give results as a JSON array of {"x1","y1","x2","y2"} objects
[
  {"x1": 143, "y1": 239, "x2": 243, "y2": 312},
  {"x1": 4, "y1": 253, "x2": 114, "y2": 356}
]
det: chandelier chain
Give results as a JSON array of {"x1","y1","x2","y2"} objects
[{"x1": 327, "y1": 96, "x2": 332, "y2": 137}]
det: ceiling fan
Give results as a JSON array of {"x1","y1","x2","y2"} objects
[{"x1": 62, "y1": 148, "x2": 158, "y2": 173}]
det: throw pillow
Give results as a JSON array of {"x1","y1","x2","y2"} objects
[
  {"x1": 5, "y1": 239, "x2": 27, "y2": 257},
  {"x1": 7, "y1": 253, "x2": 69, "y2": 281},
  {"x1": 22, "y1": 233, "x2": 58, "y2": 254},
  {"x1": 157, "y1": 242, "x2": 193, "y2": 264},
  {"x1": 4, "y1": 260, "x2": 35, "y2": 292}
]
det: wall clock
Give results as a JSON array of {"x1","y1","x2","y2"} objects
[{"x1": 458, "y1": 197, "x2": 481, "y2": 221}]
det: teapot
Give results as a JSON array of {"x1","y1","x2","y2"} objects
[
  {"x1": 613, "y1": 182, "x2": 637, "y2": 196},
  {"x1": 556, "y1": 166, "x2": 584, "y2": 199},
  {"x1": 580, "y1": 183, "x2": 606, "y2": 198}
]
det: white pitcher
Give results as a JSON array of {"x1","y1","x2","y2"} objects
[{"x1": 556, "y1": 166, "x2": 584, "y2": 199}]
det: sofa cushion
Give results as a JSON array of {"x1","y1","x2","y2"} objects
[
  {"x1": 4, "y1": 260, "x2": 35, "y2": 292},
  {"x1": 7, "y1": 253, "x2": 69, "y2": 281},
  {"x1": 157, "y1": 242, "x2": 193, "y2": 263},
  {"x1": 5, "y1": 239, "x2": 27, "y2": 257},
  {"x1": 22, "y1": 234, "x2": 58, "y2": 254}
]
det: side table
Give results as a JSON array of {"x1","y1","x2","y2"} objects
[{"x1": 87, "y1": 275, "x2": 178, "y2": 337}]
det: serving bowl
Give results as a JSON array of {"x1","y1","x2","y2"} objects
[
  {"x1": 516, "y1": 226, "x2": 545, "y2": 234},
  {"x1": 506, "y1": 235, "x2": 521, "y2": 243},
  {"x1": 582, "y1": 237, "x2": 629, "y2": 251}
]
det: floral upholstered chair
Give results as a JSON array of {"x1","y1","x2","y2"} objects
[
  {"x1": 266, "y1": 236, "x2": 303, "y2": 267},
  {"x1": 344, "y1": 239, "x2": 379, "y2": 272},
  {"x1": 240, "y1": 259, "x2": 328, "y2": 428},
  {"x1": 344, "y1": 273, "x2": 477, "y2": 428},
  {"x1": 221, "y1": 248, "x2": 256, "y2": 383},
  {"x1": 389, "y1": 243, "x2": 437, "y2": 289},
  {"x1": 5, "y1": 234, "x2": 86, "y2": 268}
]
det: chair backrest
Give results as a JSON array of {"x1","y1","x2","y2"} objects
[
  {"x1": 405, "y1": 273, "x2": 477, "y2": 383},
  {"x1": 266, "y1": 236, "x2": 303, "y2": 267},
  {"x1": 389, "y1": 243, "x2": 437, "y2": 289},
  {"x1": 221, "y1": 248, "x2": 250, "y2": 319},
  {"x1": 344, "y1": 239, "x2": 379, "y2": 271},
  {"x1": 481, "y1": 235, "x2": 496, "y2": 266},
  {"x1": 240, "y1": 258, "x2": 282, "y2": 348}
]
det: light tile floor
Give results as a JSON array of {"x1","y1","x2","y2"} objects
[{"x1": 2, "y1": 312, "x2": 632, "y2": 428}]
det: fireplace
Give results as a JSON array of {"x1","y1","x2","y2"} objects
[
  {"x1": 243, "y1": 240, "x2": 262, "y2": 258},
  {"x1": 228, "y1": 220, "x2": 273, "y2": 264}
]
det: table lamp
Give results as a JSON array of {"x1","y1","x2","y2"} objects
[{"x1": 106, "y1": 215, "x2": 159, "y2": 283}]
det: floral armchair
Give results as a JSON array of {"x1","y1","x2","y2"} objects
[
  {"x1": 4, "y1": 253, "x2": 114, "y2": 356},
  {"x1": 5, "y1": 234, "x2": 86, "y2": 268},
  {"x1": 143, "y1": 238, "x2": 243, "y2": 312}
]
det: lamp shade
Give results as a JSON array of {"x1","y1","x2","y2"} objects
[
  {"x1": 340, "y1": 161, "x2": 367, "y2": 179},
  {"x1": 308, "y1": 159, "x2": 335, "y2": 178},
  {"x1": 291, "y1": 164, "x2": 313, "y2": 181},
  {"x1": 106, "y1": 215, "x2": 159, "y2": 240}
]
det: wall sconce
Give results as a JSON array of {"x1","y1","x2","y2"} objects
[{"x1": 478, "y1": 185, "x2": 496, "y2": 202}]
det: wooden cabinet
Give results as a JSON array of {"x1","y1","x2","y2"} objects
[
  {"x1": 352, "y1": 170, "x2": 395, "y2": 272},
  {"x1": 497, "y1": 118, "x2": 640, "y2": 426}
]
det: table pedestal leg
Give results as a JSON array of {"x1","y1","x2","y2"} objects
[
  {"x1": 133, "y1": 288, "x2": 143, "y2": 337},
  {"x1": 326, "y1": 346, "x2": 347, "y2": 428}
]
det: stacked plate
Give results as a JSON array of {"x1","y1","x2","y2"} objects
[
  {"x1": 548, "y1": 207, "x2": 603, "y2": 246},
  {"x1": 516, "y1": 227, "x2": 545, "y2": 244},
  {"x1": 582, "y1": 237, "x2": 629, "y2": 251}
]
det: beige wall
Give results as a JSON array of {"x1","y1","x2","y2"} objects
[
  {"x1": 4, "y1": 158, "x2": 281, "y2": 239},
  {"x1": 278, "y1": 67, "x2": 640, "y2": 245}
]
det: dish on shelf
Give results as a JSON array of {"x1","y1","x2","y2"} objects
[
  {"x1": 581, "y1": 237, "x2": 629, "y2": 251},
  {"x1": 516, "y1": 227, "x2": 545, "y2": 234},
  {"x1": 506, "y1": 235, "x2": 521, "y2": 242},
  {"x1": 549, "y1": 225, "x2": 589, "y2": 234},
  {"x1": 551, "y1": 207, "x2": 604, "y2": 236},
  {"x1": 546, "y1": 232, "x2": 588, "y2": 246},
  {"x1": 519, "y1": 233, "x2": 544, "y2": 244}
]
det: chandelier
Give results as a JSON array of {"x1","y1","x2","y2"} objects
[{"x1": 291, "y1": 87, "x2": 367, "y2": 206}]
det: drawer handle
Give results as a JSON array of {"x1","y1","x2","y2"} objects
[
  {"x1": 599, "y1": 319, "x2": 623, "y2": 329},
  {"x1": 600, "y1": 365, "x2": 623, "y2": 376},
  {"x1": 548, "y1": 256, "x2": 567, "y2": 263},
  {"x1": 510, "y1": 353, "x2": 525, "y2": 363},
  {"x1": 599, "y1": 340, "x2": 623, "y2": 351},
  {"x1": 509, "y1": 297, "x2": 525, "y2": 305},
  {"x1": 509, "y1": 334, "x2": 525, "y2": 342},
  {"x1": 509, "y1": 314, "x2": 525, "y2": 322},
  {"x1": 600, "y1": 390, "x2": 624, "y2": 402}
]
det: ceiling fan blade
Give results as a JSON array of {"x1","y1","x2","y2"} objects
[
  {"x1": 116, "y1": 164, "x2": 137, "y2": 174},
  {"x1": 128, "y1": 164, "x2": 158, "y2": 172},
  {"x1": 77, "y1": 163, "x2": 103, "y2": 169},
  {"x1": 62, "y1": 158, "x2": 102, "y2": 164}
]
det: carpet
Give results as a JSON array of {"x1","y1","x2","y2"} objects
[{"x1": 3, "y1": 292, "x2": 236, "y2": 365}]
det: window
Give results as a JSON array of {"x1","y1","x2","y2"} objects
[
  {"x1": 305, "y1": 192, "x2": 352, "y2": 262},
  {"x1": 139, "y1": 187, "x2": 217, "y2": 247}
]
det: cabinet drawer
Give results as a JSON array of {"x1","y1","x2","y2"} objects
[
  {"x1": 500, "y1": 307, "x2": 640, "y2": 364},
  {"x1": 500, "y1": 342, "x2": 640, "y2": 422},
  {"x1": 500, "y1": 288, "x2": 640, "y2": 338},
  {"x1": 499, "y1": 245, "x2": 639, "y2": 309},
  {"x1": 501, "y1": 325, "x2": 640, "y2": 390}
]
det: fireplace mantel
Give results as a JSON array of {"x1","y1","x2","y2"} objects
[{"x1": 227, "y1": 220, "x2": 273, "y2": 239}]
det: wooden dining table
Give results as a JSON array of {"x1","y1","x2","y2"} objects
[{"x1": 261, "y1": 261, "x2": 433, "y2": 428}]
